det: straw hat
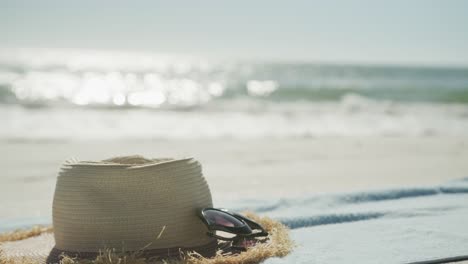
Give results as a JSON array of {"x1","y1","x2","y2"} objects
[{"x1": 0, "y1": 156, "x2": 217, "y2": 263}]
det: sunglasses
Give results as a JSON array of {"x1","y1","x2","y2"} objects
[{"x1": 198, "y1": 208, "x2": 269, "y2": 243}]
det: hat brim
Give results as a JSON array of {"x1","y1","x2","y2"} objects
[{"x1": 0, "y1": 213, "x2": 293, "y2": 264}]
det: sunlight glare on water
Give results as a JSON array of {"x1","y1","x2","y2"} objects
[
  {"x1": 1, "y1": 49, "x2": 468, "y2": 140},
  {"x1": 2, "y1": 50, "x2": 232, "y2": 108}
]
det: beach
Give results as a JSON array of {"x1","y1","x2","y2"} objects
[
  {"x1": 2, "y1": 136, "x2": 468, "y2": 226},
  {"x1": 2, "y1": 137, "x2": 468, "y2": 263},
  {"x1": 1, "y1": 50, "x2": 468, "y2": 263},
  {"x1": 2, "y1": 1, "x2": 468, "y2": 262}
]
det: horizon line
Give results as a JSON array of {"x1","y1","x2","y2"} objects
[{"x1": 1, "y1": 47, "x2": 467, "y2": 69}]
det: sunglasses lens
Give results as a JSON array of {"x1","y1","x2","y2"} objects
[
  {"x1": 238, "y1": 217, "x2": 265, "y2": 233},
  {"x1": 203, "y1": 209, "x2": 245, "y2": 228}
]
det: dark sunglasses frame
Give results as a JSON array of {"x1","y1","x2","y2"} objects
[{"x1": 198, "y1": 208, "x2": 269, "y2": 241}]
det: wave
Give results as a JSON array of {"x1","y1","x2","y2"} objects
[
  {"x1": 3, "y1": 80, "x2": 468, "y2": 106},
  {"x1": 1, "y1": 97, "x2": 468, "y2": 139},
  {"x1": 1, "y1": 50, "x2": 468, "y2": 139},
  {"x1": 1, "y1": 50, "x2": 468, "y2": 108},
  {"x1": 2, "y1": 81, "x2": 468, "y2": 107}
]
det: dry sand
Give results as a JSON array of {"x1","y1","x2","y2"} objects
[{"x1": 1, "y1": 136, "x2": 468, "y2": 222}]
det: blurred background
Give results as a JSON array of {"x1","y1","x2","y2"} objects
[
  {"x1": 1, "y1": 0, "x2": 468, "y2": 242},
  {"x1": 1, "y1": 0, "x2": 468, "y2": 140}
]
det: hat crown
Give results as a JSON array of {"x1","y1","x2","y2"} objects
[{"x1": 52, "y1": 156, "x2": 214, "y2": 252}]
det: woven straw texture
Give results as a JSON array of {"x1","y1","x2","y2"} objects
[
  {"x1": 1, "y1": 156, "x2": 217, "y2": 263},
  {"x1": 53, "y1": 156, "x2": 214, "y2": 252},
  {"x1": 0, "y1": 213, "x2": 293, "y2": 264},
  {"x1": 0, "y1": 156, "x2": 294, "y2": 263}
]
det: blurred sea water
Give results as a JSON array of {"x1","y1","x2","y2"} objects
[{"x1": 1, "y1": 49, "x2": 468, "y2": 140}]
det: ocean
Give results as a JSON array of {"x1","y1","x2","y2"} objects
[{"x1": 1, "y1": 49, "x2": 468, "y2": 140}]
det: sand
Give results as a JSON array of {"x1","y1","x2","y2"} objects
[
  {"x1": 1, "y1": 136, "x2": 468, "y2": 227},
  {"x1": 2, "y1": 136, "x2": 468, "y2": 263}
]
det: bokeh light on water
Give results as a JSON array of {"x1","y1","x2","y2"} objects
[{"x1": 1, "y1": 49, "x2": 468, "y2": 140}]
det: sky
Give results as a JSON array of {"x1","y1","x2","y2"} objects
[{"x1": 1, "y1": 0, "x2": 468, "y2": 66}]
